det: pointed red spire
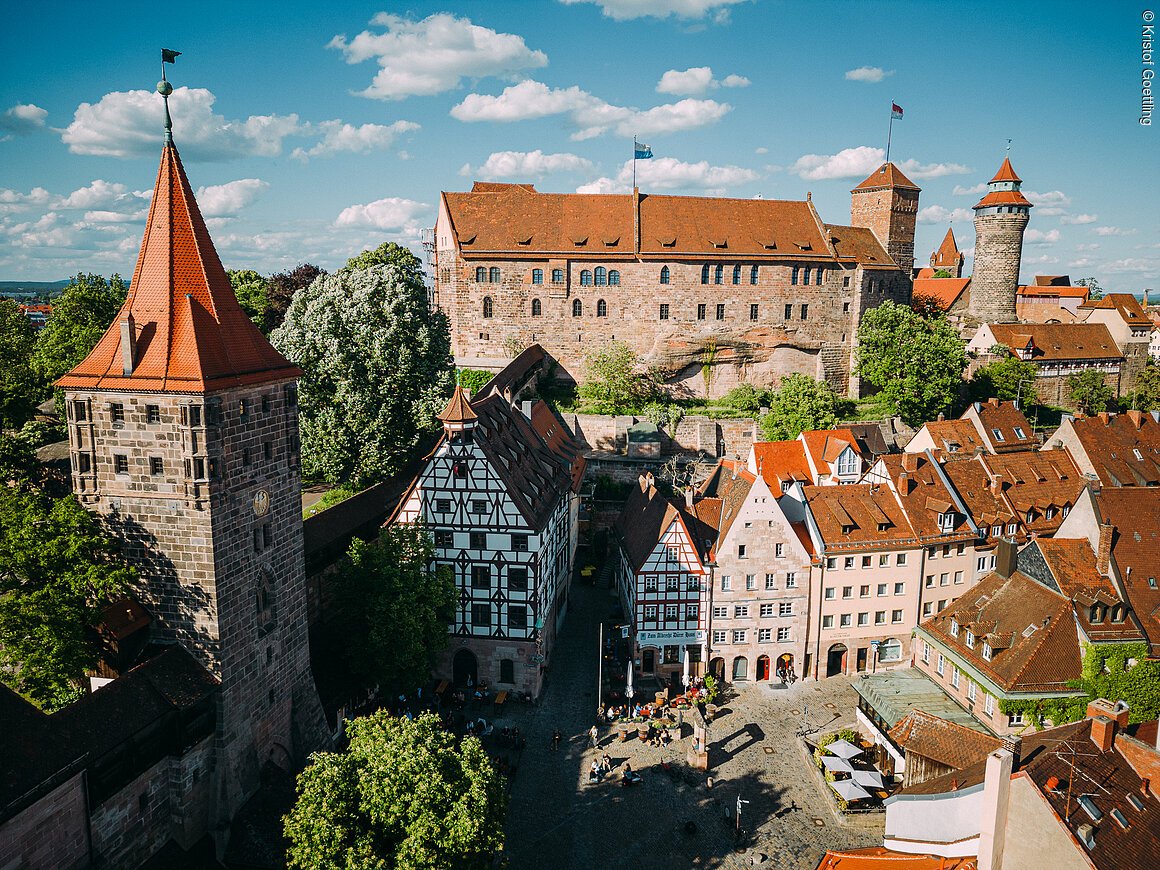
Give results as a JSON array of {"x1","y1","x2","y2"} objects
[
  {"x1": 438, "y1": 386, "x2": 478, "y2": 424},
  {"x1": 57, "y1": 143, "x2": 301, "y2": 393},
  {"x1": 989, "y1": 157, "x2": 1022, "y2": 184},
  {"x1": 851, "y1": 162, "x2": 921, "y2": 192},
  {"x1": 932, "y1": 228, "x2": 960, "y2": 265}
]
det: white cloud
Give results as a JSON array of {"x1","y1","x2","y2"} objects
[
  {"x1": 462, "y1": 150, "x2": 594, "y2": 179},
  {"x1": 1068, "y1": 258, "x2": 1094, "y2": 268},
  {"x1": 1024, "y1": 189, "x2": 1070, "y2": 216},
  {"x1": 329, "y1": 13, "x2": 547, "y2": 100},
  {"x1": 952, "y1": 182, "x2": 986, "y2": 196},
  {"x1": 291, "y1": 120, "x2": 419, "y2": 160},
  {"x1": 1102, "y1": 258, "x2": 1155, "y2": 273},
  {"x1": 1076, "y1": 243, "x2": 1100, "y2": 251},
  {"x1": 791, "y1": 146, "x2": 882, "y2": 180},
  {"x1": 1024, "y1": 228, "x2": 1061, "y2": 245},
  {"x1": 917, "y1": 205, "x2": 973, "y2": 224},
  {"x1": 579, "y1": 156, "x2": 759, "y2": 193},
  {"x1": 1060, "y1": 213, "x2": 1097, "y2": 225},
  {"x1": 844, "y1": 67, "x2": 893, "y2": 83},
  {"x1": 194, "y1": 179, "x2": 270, "y2": 217},
  {"x1": 656, "y1": 66, "x2": 749, "y2": 95},
  {"x1": 1094, "y1": 226, "x2": 1137, "y2": 237},
  {"x1": 334, "y1": 196, "x2": 430, "y2": 231},
  {"x1": 1023, "y1": 254, "x2": 1059, "y2": 265},
  {"x1": 60, "y1": 179, "x2": 142, "y2": 211},
  {"x1": 897, "y1": 159, "x2": 971, "y2": 180},
  {"x1": 754, "y1": 146, "x2": 768, "y2": 155},
  {"x1": 558, "y1": 0, "x2": 750, "y2": 21},
  {"x1": 79, "y1": 210, "x2": 145, "y2": 225},
  {"x1": 62, "y1": 87, "x2": 304, "y2": 160},
  {"x1": 0, "y1": 187, "x2": 53, "y2": 211},
  {"x1": 451, "y1": 79, "x2": 730, "y2": 139},
  {"x1": 0, "y1": 103, "x2": 48, "y2": 135}
]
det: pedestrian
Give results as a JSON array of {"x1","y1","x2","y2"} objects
[
  {"x1": 589, "y1": 724, "x2": 599, "y2": 748},
  {"x1": 602, "y1": 753, "x2": 612, "y2": 774},
  {"x1": 552, "y1": 728, "x2": 561, "y2": 751}
]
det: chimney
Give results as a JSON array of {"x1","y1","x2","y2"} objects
[
  {"x1": 1000, "y1": 733, "x2": 1022, "y2": 767},
  {"x1": 1090, "y1": 715, "x2": 1116, "y2": 752},
  {"x1": 1127, "y1": 409, "x2": 1144, "y2": 430},
  {"x1": 937, "y1": 412, "x2": 945, "y2": 422},
  {"x1": 521, "y1": 399, "x2": 533, "y2": 420},
  {"x1": 1086, "y1": 697, "x2": 1130, "y2": 729},
  {"x1": 684, "y1": 488, "x2": 694, "y2": 510},
  {"x1": 989, "y1": 473, "x2": 1004, "y2": 496},
  {"x1": 644, "y1": 472, "x2": 655, "y2": 490},
  {"x1": 119, "y1": 313, "x2": 136, "y2": 376},
  {"x1": 988, "y1": 397, "x2": 1000, "y2": 407},
  {"x1": 902, "y1": 452, "x2": 920, "y2": 473},
  {"x1": 1098, "y1": 411, "x2": 1111, "y2": 425},
  {"x1": 1096, "y1": 521, "x2": 1114, "y2": 576},
  {"x1": 995, "y1": 539, "x2": 1017, "y2": 578},
  {"x1": 898, "y1": 471, "x2": 909, "y2": 494},
  {"x1": 977, "y1": 749, "x2": 1014, "y2": 870}
]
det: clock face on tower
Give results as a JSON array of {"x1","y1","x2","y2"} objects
[{"x1": 253, "y1": 489, "x2": 271, "y2": 517}]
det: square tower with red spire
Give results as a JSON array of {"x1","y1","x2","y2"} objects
[
  {"x1": 850, "y1": 163, "x2": 922, "y2": 277},
  {"x1": 57, "y1": 136, "x2": 329, "y2": 827}
]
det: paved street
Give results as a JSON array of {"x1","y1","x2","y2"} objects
[{"x1": 494, "y1": 577, "x2": 883, "y2": 869}]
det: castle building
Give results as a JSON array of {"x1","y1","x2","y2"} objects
[
  {"x1": 49, "y1": 125, "x2": 328, "y2": 847},
  {"x1": 393, "y1": 384, "x2": 582, "y2": 696},
  {"x1": 929, "y1": 227, "x2": 965, "y2": 278},
  {"x1": 432, "y1": 165, "x2": 919, "y2": 397},
  {"x1": 970, "y1": 158, "x2": 1033, "y2": 323}
]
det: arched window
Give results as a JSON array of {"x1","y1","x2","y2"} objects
[
  {"x1": 572, "y1": 299, "x2": 583, "y2": 317},
  {"x1": 531, "y1": 298, "x2": 542, "y2": 316},
  {"x1": 791, "y1": 266, "x2": 799, "y2": 285},
  {"x1": 532, "y1": 268, "x2": 543, "y2": 285},
  {"x1": 594, "y1": 266, "x2": 607, "y2": 286},
  {"x1": 714, "y1": 264, "x2": 724, "y2": 284},
  {"x1": 803, "y1": 266, "x2": 811, "y2": 285},
  {"x1": 597, "y1": 299, "x2": 607, "y2": 317},
  {"x1": 475, "y1": 266, "x2": 486, "y2": 282},
  {"x1": 482, "y1": 296, "x2": 493, "y2": 318},
  {"x1": 732, "y1": 656, "x2": 748, "y2": 681},
  {"x1": 489, "y1": 267, "x2": 501, "y2": 283},
  {"x1": 552, "y1": 268, "x2": 564, "y2": 283},
  {"x1": 750, "y1": 265, "x2": 759, "y2": 285},
  {"x1": 608, "y1": 270, "x2": 620, "y2": 286},
  {"x1": 580, "y1": 270, "x2": 593, "y2": 286},
  {"x1": 732, "y1": 264, "x2": 742, "y2": 285},
  {"x1": 660, "y1": 266, "x2": 671, "y2": 284},
  {"x1": 701, "y1": 264, "x2": 710, "y2": 284},
  {"x1": 878, "y1": 638, "x2": 902, "y2": 662}
]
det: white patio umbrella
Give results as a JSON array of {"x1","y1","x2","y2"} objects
[
  {"x1": 826, "y1": 738, "x2": 863, "y2": 759},
  {"x1": 851, "y1": 769, "x2": 886, "y2": 790},
  {"x1": 830, "y1": 779, "x2": 872, "y2": 802},
  {"x1": 625, "y1": 662, "x2": 634, "y2": 700},
  {"x1": 822, "y1": 756, "x2": 854, "y2": 774},
  {"x1": 682, "y1": 648, "x2": 691, "y2": 687}
]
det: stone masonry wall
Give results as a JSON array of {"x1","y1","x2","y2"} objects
[
  {"x1": 567, "y1": 412, "x2": 759, "y2": 459},
  {"x1": 971, "y1": 213, "x2": 1028, "y2": 323},
  {"x1": 437, "y1": 252, "x2": 911, "y2": 398},
  {"x1": 0, "y1": 773, "x2": 89, "y2": 870}
]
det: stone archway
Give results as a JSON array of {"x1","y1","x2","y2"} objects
[
  {"x1": 732, "y1": 656, "x2": 749, "y2": 681},
  {"x1": 777, "y1": 653, "x2": 795, "y2": 681},
  {"x1": 709, "y1": 657, "x2": 725, "y2": 683},
  {"x1": 453, "y1": 648, "x2": 478, "y2": 687},
  {"x1": 826, "y1": 644, "x2": 848, "y2": 678},
  {"x1": 756, "y1": 654, "x2": 771, "y2": 681}
]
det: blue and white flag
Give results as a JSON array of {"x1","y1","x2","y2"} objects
[{"x1": 634, "y1": 142, "x2": 653, "y2": 159}]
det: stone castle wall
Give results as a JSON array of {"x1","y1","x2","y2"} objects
[
  {"x1": 971, "y1": 213, "x2": 1028, "y2": 322},
  {"x1": 436, "y1": 253, "x2": 912, "y2": 398},
  {"x1": 0, "y1": 774, "x2": 89, "y2": 870},
  {"x1": 851, "y1": 187, "x2": 919, "y2": 276}
]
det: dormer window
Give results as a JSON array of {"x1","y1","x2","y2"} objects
[
  {"x1": 950, "y1": 618, "x2": 960, "y2": 637},
  {"x1": 841, "y1": 523, "x2": 854, "y2": 534},
  {"x1": 1014, "y1": 427, "x2": 1026, "y2": 439},
  {"x1": 1090, "y1": 604, "x2": 1105, "y2": 624},
  {"x1": 992, "y1": 428, "x2": 1005, "y2": 442},
  {"x1": 1111, "y1": 604, "x2": 1125, "y2": 623},
  {"x1": 991, "y1": 524, "x2": 1002, "y2": 537},
  {"x1": 982, "y1": 643, "x2": 993, "y2": 661},
  {"x1": 1045, "y1": 507, "x2": 1056, "y2": 520},
  {"x1": 836, "y1": 449, "x2": 859, "y2": 477},
  {"x1": 1006, "y1": 523, "x2": 1018, "y2": 535},
  {"x1": 966, "y1": 630, "x2": 975, "y2": 648},
  {"x1": 1025, "y1": 510, "x2": 1035, "y2": 524},
  {"x1": 877, "y1": 522, "x2": 889, "y2": 532},
  {"x1": 939, "y1": 512, "x2": 956, "y2": 532},
  {"x1": 1133, "y1": 448, "x2": 1144, "y2": 461}
]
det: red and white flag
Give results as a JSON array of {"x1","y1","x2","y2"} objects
[{"x1": 891, "y1": 103, "x2": 904, "y2": 119}]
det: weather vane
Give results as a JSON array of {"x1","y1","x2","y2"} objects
[{"x1": 158, "y1": 48, "x2": 181, "y2": 142}]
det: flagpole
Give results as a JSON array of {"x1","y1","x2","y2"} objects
[
  {"x1": 632, "y1": 136, "x2": 637, "y2": 190},
  {"x1": 885, "y1": 104, "x2": 894, "y2": 166}
]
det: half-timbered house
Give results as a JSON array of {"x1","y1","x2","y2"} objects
[
  {"x1": 395, "y1": 385, "x2": 581, "y2": 696},
  {"x1": 613, "y1": 474, "x2": 712, "y2": 687}
]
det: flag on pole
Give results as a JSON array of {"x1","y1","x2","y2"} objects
[
  {"x1": 891, "y1": 103, "x2": 904, "y2": 119},
  {"x1": 634, "y1": 142, "x2": 653, "y2": 159},
  {"x1": 162, "y1": 49, "x2": 181, "y2": 64}
]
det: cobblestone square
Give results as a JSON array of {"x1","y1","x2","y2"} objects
[{"x1": 493, "y1": 581, "x2": 884, "y2": 869}]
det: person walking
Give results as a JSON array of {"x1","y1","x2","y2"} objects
[
  {"x1": 552, "y1": 728, "x2": 562, "y2": 751},
  {"x1": 589, "y1": 724, "x2": 599, "y2": 748},
  {"x1": 602, "y1": 753, "x2": 612, "y2": 774}
]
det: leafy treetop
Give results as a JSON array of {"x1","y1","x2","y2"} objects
[
  {"x1": 760, "y1": 374, "x2": 840, "y2": 441},
  {"x1": 32, "y1": 273, "x2": 126, "y2": 392},
  {"x1": 0, "y1": 298, "x2": 39, "y2": 430},
  {"x1": 1067, "y1": 369, "x2": 1115, "y2": 416}
]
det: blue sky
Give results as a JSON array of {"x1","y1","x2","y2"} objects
[{"x1": 1, "y1": 0, "x2": 1156, "y2": 288}]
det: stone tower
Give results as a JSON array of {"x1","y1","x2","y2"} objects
[
  {"x1": 930, "y1": 227, "x2": 965, "y2": 278},
  {"x1": 970, "y1": 157, "x2": 1032, "y2": 323},
  {"x1": 57, "y1": 135, "x2": 329, "y2": 830},
  {"x1": 850, "y1": 163, "x2": 921, "y2": 277}
]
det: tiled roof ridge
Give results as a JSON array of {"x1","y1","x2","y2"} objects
[{"x1": 1006, "y1": 591, "x2": 1077, "y2": 687}]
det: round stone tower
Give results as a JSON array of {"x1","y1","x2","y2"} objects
[{"x1": 970, "y1": 157, "x2": 1032, "y2": 323}]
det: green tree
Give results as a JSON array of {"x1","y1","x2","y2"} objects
[
  {"x1": 32, "y1": 273, "x2": 127, "y2": 389},
  {"x1": 344, "y1": 241, "x2": 426, "y2": 282},
  {"x1": 759, "y1": 374, "x2": 840, "y2": 441},
  {"x1": 334, "y1": 524, "x2": 455, "y2": 696},
  {"x1": 1122, "y1": 364, "x2": 1160, "y2": 412},
  {"x1": 576, "y1": 340, "x2": 656, "y2": 413},
  {"x1": 0, "y1": 429, "x2": 41, "y2": 486},
  {"x1": 1067, "y1": 369, "x2": 1114, "y2": 416},
  {"x1": 0, "y1": 298, "x2": 40, "y2": 429},
  {"x1": 271, "y1": 252, "x2": 453, "y2": 488},
  {"x1": 457, "y1": 369, "x2": 493, "y2": 395},
  {"x1": 720, "y1": 383, "x2": 770, "y2": 414},
  {"x1": 227, "y1": 269, "x2": 270, "y2": 330},
  {"x1": 0, "y1": 486, "x2": 134, "y2": 710},
  {"x1": 969, "y1": 356, "x2": 1039, "y2": 406},
  {"x1": 855, "y1": 300, "x2": 967, "y2": 426},
  {"x1": 266, "y1": 263, "x2": 325, "y2": 334},
  {"x1": 1075, "y1": 277, "x2": 1104, "y2": 301},
  {"x1": 284, "y1": 711, "x2": 506, "y2": 870}
]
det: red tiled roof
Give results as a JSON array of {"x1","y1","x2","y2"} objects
[
  {"x1": 530, "y1": 399, "x2": 586, "y2": 493},
  {"x1": 931, "y1": 228, "x2": 962, "y2": 269},
  {"x1": 1017, "y1": 284, "x2": 1090, "y2": 299},
  {"x1": 615, "y1": 477, "x2": 687, "y2": 572},
  {"x1": 801, "y1": 428, "x2": 862, "y2": 469},
  {"x1": 1095, "y1": 488, "x2": 1160, "y2": 653},
  {"x1": 967, "y1": 399, "x2": 1038, "y2": 454},
  {"x1": 804, "y1": 484, "x2": 916, "y2": 550},
  {"x1": 941, "y1": 456, "x2": 1020, "y2": 534},
  {"x1": 980, "y1": 450, "x2": 1082, "y2": 536},
  {"x1": 915, "y1": 419, "x2": 984, "y2": 455},
  {"x1": 888, "y1": 709, "x2": 1001, "y2": 770},
  {"x1": 912, "y1": 277, "x2": 970, "y2": 311},
  {"x1": 987, "y1": 322, "x2": 1122, "y2": 362},
  {"x1": 973, "y1": 189, "x2": 1033, "y2": 209},
  {"x1": 1033, "y1": 538, "x2": 1144, "y2": 644},
  {"x1": 989, "y1": 157, "x2": 1022, "y2": 184},
  {"x1": 824, "y1": 224, "x2": 894, "y2": 266},
  {"x1": 815, "y1": 848, "x2": 976, "y2": 870},
  {"x1": 57, "y1": 143, "x2": 301, "y2": 394},
  {"x1": 697, "y1": 458, "x2": 756, "y2": 549},
  {"x1": 751, "y1": 440, "x2": 812, "y2": 489},
  {"x1": 438, "y1": 386, "x2": 478, "y2": 423},
  {"x1": 1080, "y1": 292, "x2": 1150, "y2": 323},
  {"x1": 851, "y1": 162, "x2": 921, "y2": 192},
  {"x1": 876, "y1": 453, "x2": 974, "y2": 541},
  {"x1": 1065, "y1": 411, "x2": 1160, "y2": 487}
]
